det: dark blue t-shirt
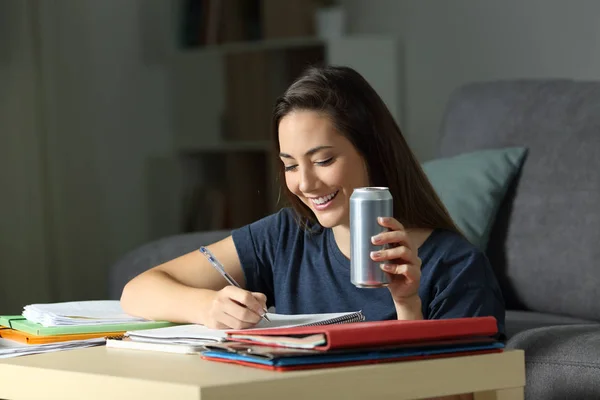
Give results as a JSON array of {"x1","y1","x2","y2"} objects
[{"x1": 231, "y1": 208, "x2": 506, "y2": 339}]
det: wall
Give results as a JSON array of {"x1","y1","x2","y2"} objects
[
  {"x1": 343, "y1": 0, "x2": 600, "y2": 161},
  {"x1": 0, "y1": 0, "x2": 177, "y2": 310},
  {"x1": 0, "y1": 0, "x2": 52, "y2": 312},
  {"x1": 37, "y1": 0, "x2": 175, "y2": 302},
  {"x1": 7, "y1": 0, "x2": 600, "y2": 310}
]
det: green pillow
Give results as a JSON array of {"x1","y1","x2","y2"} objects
[{"x1": 422, "y1": 147, "x2": 527, "y2": 250}]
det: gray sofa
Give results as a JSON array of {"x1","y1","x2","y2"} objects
[
  {"x1": 109, "y1": 79, "x2": 600, "y2": 399},
  {"x1": 437, "y1": 79, "x2": 600, "y2": 399}
]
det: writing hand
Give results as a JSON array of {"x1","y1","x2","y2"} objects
[{"x1": 205, "y1": 286, "x2": 268, "y2": 329}]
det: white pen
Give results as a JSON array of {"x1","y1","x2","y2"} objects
[{"x1": 199, "y1": 246, "x2": 270, "y2": 322}]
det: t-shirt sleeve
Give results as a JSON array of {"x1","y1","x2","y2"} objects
[
  {"x1": 427, "y1": 251, "x2": 507, "y2": 340},
  {"x1": 230, "y1": 208, "x2": 294, "y2": 308}
]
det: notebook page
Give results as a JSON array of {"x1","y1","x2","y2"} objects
[
  {"x1": 23, "y1": 300, "x2": 146, "y2": 326},
  {"x1": 106, "y1": 337, "x2": 204, "y2": 354},
  {"x1": 127, "y1": 324, "x2": 228, "y2": 343},
  {"x1": 251, "y1": 311, "x2": 363, "y2": 329},
  {"x1": 126, "y1": 311, "x2": 363, "y2": 343},
  {"x1": 24, "y1": 301, "x2": 132, "y2": 318},
  {"x1": 0, "y1": 338, "x2": 105, "y2": 359}
]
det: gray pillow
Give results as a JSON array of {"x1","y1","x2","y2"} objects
[{"x1": 422, "y1": 147, "x2": 527, "y2": 249}]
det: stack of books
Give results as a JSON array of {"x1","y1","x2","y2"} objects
[
  {"x1": 199, "y1": 316, "x2": 504, "y2": 371},
  {"x1": 1, "y1": 301, "x2": 504, "y2": 371},
  {"x1": 0, "y1": 300, "x2": 175, "y2": 358},
  {"x1": 105, "y1": 311, "x2": 366, "y2": 354}
]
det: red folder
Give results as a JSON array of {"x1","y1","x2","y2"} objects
[{"x1": 227, "y1": 316, "x2": 498, "y2": 351}]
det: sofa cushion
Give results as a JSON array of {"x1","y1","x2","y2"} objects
[
  {"x1": 437, "y1": 80, "x2": 600, "y2": 321},
  {"x1": 506, "y1": 310, "x2": 597, "y2": 339},
  {"x1": 507, "y1": 324, "x2": 600, "y2": 399},
  {"x1": 422, "y1": 147, "x2": 527, "y2": 250}
]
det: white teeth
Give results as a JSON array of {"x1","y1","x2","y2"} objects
[{"x1": 311, "y1": 191, "x2": 338, "y2": 205}]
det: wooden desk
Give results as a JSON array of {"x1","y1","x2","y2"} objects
[{"x1": 0, "y1": 347, "x2": 525, "y2": 400}]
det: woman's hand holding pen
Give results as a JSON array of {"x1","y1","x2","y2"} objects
[
  {"x1": 198, "y1": 246, "x2": 270, "y2": 329},
  {"x1": 370, "y1": 217, "x2": 424, "y2": 320},
  {"x1": 204, "y1": 286, "x2": 268, "y2": 330}
]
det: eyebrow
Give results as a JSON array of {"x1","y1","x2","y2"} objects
[{"x1": 279, "y1": 145, "x2": 333, "y2": 159}]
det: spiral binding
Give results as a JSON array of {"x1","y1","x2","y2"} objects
[
  {"x1": 105, "y1": 334, "x2": 126, "y2": 341},
  {"x1": 300, "y1": 311, "x2": 365, "y2": 327}
]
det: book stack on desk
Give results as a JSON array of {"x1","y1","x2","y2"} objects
[
  {"x1": 0, "y1": 300, "x2": 176, "y2": 358},
  {"x1": 105, "y1": 311, "x2": 366, "y2": 355},
  {"x1": 200, "y1": 316, "x2": 504, "y2": 371}
]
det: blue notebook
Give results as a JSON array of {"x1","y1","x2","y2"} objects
[{"x1": 201, "y1": 341, "x2": 505, "y2": 370}]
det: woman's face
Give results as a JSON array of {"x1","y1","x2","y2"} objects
[{"x1": 278, "y1": 110, "x2": 370, "y2": 228}]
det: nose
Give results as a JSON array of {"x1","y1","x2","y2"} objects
[{"x1": 298, "y1": 167, "x2": 317, "y2": 194}]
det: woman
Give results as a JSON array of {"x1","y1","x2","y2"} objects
[{"x1": 121, "y1": 65, "x2": 505, "y2": 340}]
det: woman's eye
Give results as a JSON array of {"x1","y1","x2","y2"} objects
[
  {"x1": 316, "y1": 157, "x2": 334, "y2": 166},
  {"x1": 284, "y1": 165, "x2": 298, "y2": 172}
]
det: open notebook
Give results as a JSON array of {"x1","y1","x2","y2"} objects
[{"x1": 113, "y1": 311, "x2": 365, "y2": 351}]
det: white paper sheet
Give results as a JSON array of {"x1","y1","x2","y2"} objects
[
  {"x1": 126, "y1": 311, "x2": 364, "y2": 344},
  {"x1": 0, "y1": 338, "x2": 105, "y2": 358},
  {"x1": 22, "y1": 300, "x2": 146, "y2": 327}
]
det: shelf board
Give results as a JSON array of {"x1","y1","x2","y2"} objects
[
  {"x1": 178, "y1": 141, "x2": 273, "y2": 153},
  {"x1": 175, "y1": 36, "x2": 325, "y2": 57}
]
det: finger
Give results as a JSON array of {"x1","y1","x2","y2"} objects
[
  {"x1": 212, "y1": 320, "x2": 233, "y2": 330},
  {"x1": 218, "y1": 310, "x2": 256, "y2": 330},
  {"x1": 381, "y1": 263, "x2": 420, "y2": 281},
  {"x1": 251, "y1": 292, "x2": 268, "y2": 311},
  {"x1": 371, "y1": 230, "x2": 409, "y2": 246},
  {"x1": 223, "y1": 287, "x2": 265, "y2": 315},
  {"x1": 221, "y1": 298, "x2": 262, "y2": 325},
  {"x1": 371, "y1": 245, "x2": 414, "y2": 263},
  {"x1": 207, "y1": 304, "x2": 253, "y2": 330},
  {"x1": 377, "y1": 216, "x2": 405, "y2": 231}
]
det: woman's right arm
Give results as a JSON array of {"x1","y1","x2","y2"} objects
[{"x1": 119, "y1": 236, "x2": 268, "y2": 329}]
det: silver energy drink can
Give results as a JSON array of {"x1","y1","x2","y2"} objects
[{"x1": 350, "y1": 187, "x2": 393, "y2": 288}]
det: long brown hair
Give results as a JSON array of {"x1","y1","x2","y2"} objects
[{"x1": 272, "y1": 65, "x2": 460, "y2": 234}]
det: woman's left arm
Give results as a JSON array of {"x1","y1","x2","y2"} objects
[{"x1": 371, "y1": 217, "x2": 483, "y2": 400}]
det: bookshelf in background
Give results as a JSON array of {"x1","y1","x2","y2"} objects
[
  {"x1": 151, "y1": 0, "x2": 402, "y2": 234},
  {"x1": 178, "y1": 0, "x2": 319, "y2": 48}
]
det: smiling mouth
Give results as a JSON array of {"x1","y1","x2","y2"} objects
[{"x1": 309, "y1": 190, "x2": 339, "y2": 206}]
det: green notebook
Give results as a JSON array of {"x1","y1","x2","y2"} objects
[{"x1": 0, "y1": 315, "x2": 177, "y2": 336}]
